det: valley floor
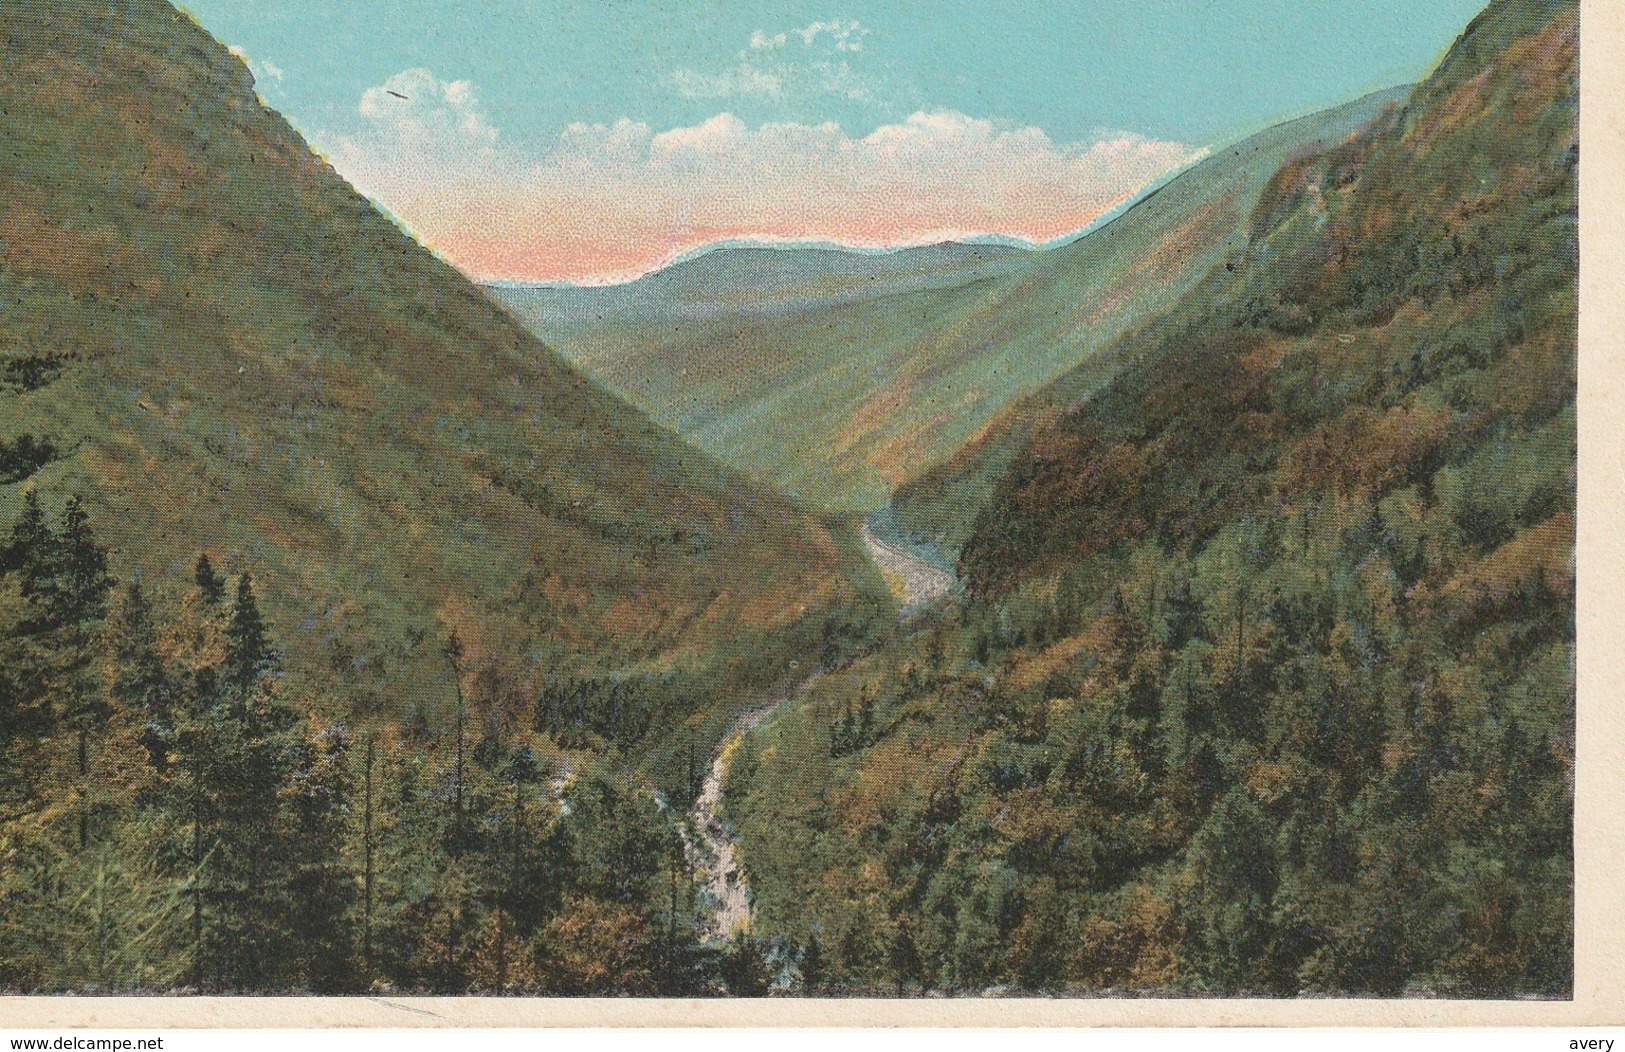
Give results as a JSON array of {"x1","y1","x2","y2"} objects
[{"x1": 861, "y1": 526, "x2": 955, "y2": 609}]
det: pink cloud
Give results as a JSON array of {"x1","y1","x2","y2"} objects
[{"x1": 318, "y1": 72, "x2": 1202, "y2": 284}]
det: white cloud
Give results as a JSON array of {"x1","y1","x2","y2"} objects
[
  {"x1": 311, "y1": 68, "x2": 507, "y2": 223},
  {"x1": 670, "y1": 63, "x2": 784, "y2": 100},
  {"x1": 357, "y1": 68, "x2": 498, "y2": 146},
  {"x1": 321, "y1": 105, "x2": 1200, "y2": 282},
  {"x1": 555, "y1": 117, "x2": 653, "y2": 167},
  {"x1": 813, "y1": 59, "x2": 871, "y2": 101},
  {"x1": 795, "y1": 19, "x2": 868, "y2": 52},
  {"x1": 310, "y1": 59, "x2": 1205, "y2": 282},
  {"x1": 674, "y1": 19, "x2": 876, "y2": 103}
]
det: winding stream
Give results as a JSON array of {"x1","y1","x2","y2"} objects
[{"x1": 682, "y1": 523, "x2": 958, "y2": 939}]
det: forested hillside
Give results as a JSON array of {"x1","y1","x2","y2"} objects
[
  {"x1": 730, "y1": 0, "x2": 1575, "y2": 995},
  {"x1": 0, "y1": 0, "x2": 886, "y2": 773},
  {"x1": 0, "y1": 0, "x2": 886, "y2": 993}
]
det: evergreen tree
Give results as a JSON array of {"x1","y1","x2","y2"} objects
[
  {"x1": 0, "y1": 597, "x2": 46, "y2": 749},
  {"x1": 111, "y1": 579, "x2": 173, "y2": 769},
  {"x1": 2, "y1": 494, "x2": 116, "y2": 735},
  {"x1": 285, "y1": 721, "x2": 361, "y2": 991},
  {"x1": 370, "y1": 747, "x2": 483, "y2": 993},
  {"x1": 721, "y1": 933, "x2": 771, "y2": 995},
  {"x1": 1, "y1": 486, "x2": 49, "y2": 577},
  {"x1": 856, "y1": 686, "x2": 875, "y2": 743},
  {"x1": 444, "y1": 630, "x2": 468, "y2": 857},
  {"x1": 361, "y1": 733, "x2": 377, "y2": 979},
  {"x1": 111, "y1": 580, "x2": 162, "y2": 706},
  {"x1": 1163, "y1": 579, "x2": 1206, "y2": 650},
  {"x1": 163, "y1": 670, "x2": 304, "y2": 990},
  {"x1": 500, "y1": 745, "x2": 552, "y2": 925},
  {"x1": 798, "y1": 935, "x2": 826, "y2": 993},
  {"x1": 830, "y1": 702, "x2": 854, "y2": 757},
  {"x1": 7, "y1": 494, "x2": 113, "y2": 634},
  {"x1": 1104, "y1": 586, "x2": 1148, "y2": 679},
  {"x1": 224, "y1": 572, "x2": 273, "y2": 693},
  {"x1": 193, "y1": 554, "x2": 226, "y2": 604},
  {"x1": 55, "y1": 496, "x2": 112, "y2": 628},
  {"x1": 485, "y1": 744, "x2": 555, "y2": 991},
  {"x1": 562, "y1": 769, "x2": 670, "y2": 906}
]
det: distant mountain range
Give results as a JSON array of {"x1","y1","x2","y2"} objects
[
  {"x1": 489, "y1": 87, "x2": 1406, "y2": 515},
  {"x1": 490, "y1": 240, "x2": 1034, "y2": 323}
]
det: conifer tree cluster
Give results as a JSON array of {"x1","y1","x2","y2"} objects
[{"x1": 0, "y1": 490, "x2": 736, "y2": 994}]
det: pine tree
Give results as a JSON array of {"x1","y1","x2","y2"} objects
[
  {"x1": 1104, "y1": 586, "x2": 1148, "y2": 679},
  {"x1": 721, "y1": 932, "x2": 771, "y2": 995},
  {"x1": 831, "y1": 702, "x2": 854, "y2": 757},
  {"x1": 501, "y1": 745, "x2": 564, "y2": 936},
  {"x1": 56, "y1": 496, "x2": 111, "y2": 627},
  {"x1": 164, "y1": 667, "x2": 304, "y2": 990},
  {"x1": 491, "y1": 744, "x2": 543, "y2": 992},
  {"x1": 111, "y1": 579, "x2": 172, "y2": 768},
  {"x1": 0, "y1": 492, "x2": 53, "y2": 744},
  {"x1": 444, "y1": 631, "x2": 468, "y2": 858},
  {"x1": 111, "y1": 580, "x2": 161, "y2": 705},
  {"x1": 9, "y1": 493, "x2": 114, "y2": 633},
  {"x1": 194, "y1": 554, "x2": 226, "y2": 604},
  {"x1": 370, "y1": 747, "x2": 482, "y2": 993},
  {"x1": 1, "y1": 485, "x2": 49, "y2": 576},
  {"x1": 2, "y1": 495, "x2": 116, "y2": 737},
  {"x1": 799, "y1": 934, "x2": 826, "y2": 992},
  {"x1": 362, "y1": 732, "x2": 376, "y2": 979},
  {"x1": 820, "y1": 616, "x2": 839, "y2": 670},
  {"x1": 1163, "y1": 578, "x2": 1206, "y2": 650},
  {"x1": 562, "y1": 770, "x2": 668, "y2": 906},
  {"x1": 224, "y1": 572, "x2": 273, "y2": 693},
  {"x1": 286, "y1": 721, "x2": 360, "y2": 991}
]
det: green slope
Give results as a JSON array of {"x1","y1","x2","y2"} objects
[
  {"x1": 0, "y1": 0, "x2": 882, "y2": 741},
  {"x1": 491, "y1": 90, "x2": 1402, "y2": 517},
  {"x1": 728, "y1": 0, "x2": 1575, "y2": 996},
  {"x1": 889, "y1": 88, "x2": 1414, "y2": 555}
]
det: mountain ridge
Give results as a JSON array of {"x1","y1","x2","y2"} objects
[{"x1": 0, "y1": 0, "x2": 883, "y2": 746}]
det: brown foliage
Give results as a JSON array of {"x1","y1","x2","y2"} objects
[{"x1": 533, "y1": 897, "x2": 659, "y2": 995}]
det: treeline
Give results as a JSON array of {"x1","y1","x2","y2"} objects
[{"x1": 0, "y1": 487, "x2": 777, "y2": 994}]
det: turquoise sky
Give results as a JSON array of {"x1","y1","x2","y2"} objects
[
  {"x1": 184, "y1": 0, "x2": 1488, "y2": 152},
  {"x1": 175, "y1": 0, "x2": 1496, "y2": 281}
]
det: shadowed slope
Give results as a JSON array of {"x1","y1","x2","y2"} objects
[{"x1": 0, "y1": 0, "x2": 880, "y2": 733}]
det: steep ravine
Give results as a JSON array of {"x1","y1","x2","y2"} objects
[
  {"x1": 683, "y1": 681, "x2": 813, "y2": 940},
  {"x1": 683, "y1": 528, "x2": 956, "y2": 939}
]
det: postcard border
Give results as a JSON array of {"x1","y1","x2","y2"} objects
[{"x1": 2, "y1": 0, "x2": 1618, "y2": 1029}]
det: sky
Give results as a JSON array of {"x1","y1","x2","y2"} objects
[{"x1": 182, "y1": 0, "x2": 1491, "y2": 283}]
